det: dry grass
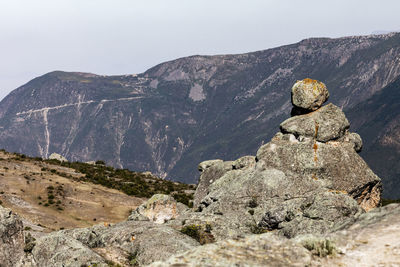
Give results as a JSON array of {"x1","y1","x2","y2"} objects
[{"x1": 0, "y1": 151, "x2": 144, "y2": 231}]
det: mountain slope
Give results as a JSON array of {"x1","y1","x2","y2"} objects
[
  {"x1": 347, "y1": 76, "x2": 400, "y2": 198},
  {"x1": 0, "y1": 33, "x2": 400, "y2": 197}
]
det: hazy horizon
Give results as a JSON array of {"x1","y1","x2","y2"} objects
[{"x1": 1, "y1": 0, "x2": 399, "y2": 100}]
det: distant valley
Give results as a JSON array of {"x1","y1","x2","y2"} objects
[{"x1": 0, "y1": 33, "x2": 399, "y2": 198}]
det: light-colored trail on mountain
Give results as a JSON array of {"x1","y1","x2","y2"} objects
[{"x1": 15, "y1": 96, "x2": 145, "y2": 116}]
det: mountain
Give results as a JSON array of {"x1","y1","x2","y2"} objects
[
  {"x1": 0, "y1": 33, "x2": 400, "y2": 197},
  {"x1": 347, "y1": 76, "x2": 400, "y2": 198}
]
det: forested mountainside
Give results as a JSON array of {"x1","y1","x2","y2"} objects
[{"x1": 0, "y1": 32, "x2": 399, "y2": 197}]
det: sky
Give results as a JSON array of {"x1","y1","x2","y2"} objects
[{"x1": 0, "y1": 0, "x2": 399, "y2": 100}]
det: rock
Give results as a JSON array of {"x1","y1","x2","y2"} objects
[
  {"x1": 256, "y1": 133, "x2": 381, "y2": 211},
  {"x1": 171, "y1": 160, "x2": 363, "y2": 241},
  {"x1": 48, "y1": 152, "x2": 68, "y2": 162},
  {"x1": 232, "y1": 155, "x2": 256, "y2": 170},
  {"x1": 291, "y1": 78, "x2": 329, "y2": 111},
  {"x1": 32, "y1": 233, "x2": 106, "y2": 267},
  {"x1": 128, "y1": 194, "x2": 187, "y2": 224},
  {"x1": 338, "y1": 132, "x2": 363, "y2": 152},
  {"x1": 179, "y1": 86, "x2": 381, "y2": 240},
  {"x1": 193, "y1": 160, "x2": 233, "y2": 208},
  {"x1": 316, "y1": 203, "x2": 400, "y2": 266},
  {"x1": 0, "y1": 206, "x2": 24, "y2": 267},
  {"x1": 198, "y1": 159, "x2": 223, "y2": 172},
  {"x1": 280, "y1": 103, "x2": 350, "y2": 142},
  {"x1": 152, "y1": 206, "x2": 400, "y2": 267},
  {"x1": 63, "y1": 220, "x2": 199, "y2": 266},
  {"x1": 149, "y1": 233, "x2": 313, "y2": 267}
]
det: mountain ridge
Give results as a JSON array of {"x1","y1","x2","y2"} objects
[{"x1": 0, "y1": 32, "x2": 400, "y2": 197}]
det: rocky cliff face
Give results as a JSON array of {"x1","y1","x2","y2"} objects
[{"x1": 0, "y1": 33, "x2": 399, "y2": 197}]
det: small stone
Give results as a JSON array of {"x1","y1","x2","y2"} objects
[{"x1": 291, "y1": 78, "x2": 329, "y2": 111}]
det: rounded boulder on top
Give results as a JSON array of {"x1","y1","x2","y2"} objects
[{"x1": 291, "y1": 78, "x2": 329, "y2": 111}]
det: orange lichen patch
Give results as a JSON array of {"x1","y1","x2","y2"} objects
[
  {"x1": 131, "y1": 235, "x2": 136, "y2": 241},
  {"x1": 314, "y1": 122, "x2": 319, "y2": 139},
  {"x1": 313, "y1": 122, "x2": 319, "y2": 162},
  {"x1": 313, "y1": 143, "x2": 318, "y2": 150},
  {"x1": 313, "y1": 142, "x2": 318, "y2": 162},
  {"x1": 303, "y1": 78, "x2": 318, "y2": 84},
  {"x1": 312, "y1": 174, "x2": 318, "y2": 180}
]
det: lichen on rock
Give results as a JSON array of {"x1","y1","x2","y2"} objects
[{"x1": 291, "y1": 78, "x2": 329, "y2": 112}]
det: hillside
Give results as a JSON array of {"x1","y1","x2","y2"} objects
[
  {"x1": 0, "y1": 33, "x2": 399, "y2": 197},
  {"x1": 347, "y1": 76, "x2": 400, "y2": 198},
  {"x1": 0, "y1": 150, "x2": 194, "y2": 232}
]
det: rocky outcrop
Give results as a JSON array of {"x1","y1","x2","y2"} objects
[
  {"x1": 154, "y1": 203, "x2": 400, "y2": 267},
  {"x1": 17, "y1": 220, "x2": 198, "y2": 266},
  {"x1": 171, "y1": 79, "x2": 381, "y2": 242},
  {"x1": 48, "y1": 153, "x2": 68, "y2": 162},
  {"x1": 0, "y1": 205, "x2": 24, "y2": 267},
  {"x1": 31, "y1": 234, "x2": 106, "y2": 267},
  {"x1": 150, "y1": 233, "x2": 313, "y2": 267}
]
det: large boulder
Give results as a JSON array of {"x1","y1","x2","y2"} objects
[
  {"x1": 256, "y1": 132, "x2": 381, "y2": 211},
  {"x1": 280, "y1": 103, "x2": 350, "y2": 142},
  {"x1": 291, "y1": 78, "x2": 329, "y2": 111},
  {"x1": 173, "y1": 156, "x2": 363, "y2": 240},
  {"x1": 31, "y1": 234, "x2": 106, "y2": 267},
  {"x1": 0, "y1": 205, "x2": 24, "y2": 267},
  {"x1": 128, "y1": 194, "x2": 188, "y2": 224}
]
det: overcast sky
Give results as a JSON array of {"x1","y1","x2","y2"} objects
[{"x1": 0, "y1": 0, "x2": 399, "y2": 100}]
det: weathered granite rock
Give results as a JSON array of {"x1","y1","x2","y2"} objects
[
  {"x1": 281, "y1": 103, "x2": 350, "y2": 142},
  {"x1": 63, "y1": 220, "x2": 199, "y2": 266},
  {"x1": 178, "y1": 90, "x2": 381, "y2": 240},
  {"x1": 311, "y1": 203, "x2": 400, "y2": 266},
  {"x1": 291, "y1": 78, "x2": 329, "y2": 111},
  {"x1": 154, "y1": 205, "x2": 400, "y2": 266},
  {"x1": 198, "y1": 159, "x2": 223, "y2": 172},
  {"x1": 149, "y1": 233, "x2": 313, "y2": 267},
  {"x1": 0, "y1": 205, "x2": 24, "y2": 267},
  {"x1": 169, "y1": 156, "x2": 364, "y2": 240},
  {"x1": 256, "y1": 133, "x2": 381, "y2": 211},
  {"x1": 232, "y1": 155, "x2": 256, "y2": 170},
  {"x1": 32, "y1": 234, "x2": 106, "y2": 267},
  {"x1": 194, "y1": 160, "x2": 234, "y2": 208},
  {"x1": 338, "y1": 132, "x2": 363, "y2": 152},
  {"x1": 128, "y1": 194, "x2": 188, "y2": 224}
]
